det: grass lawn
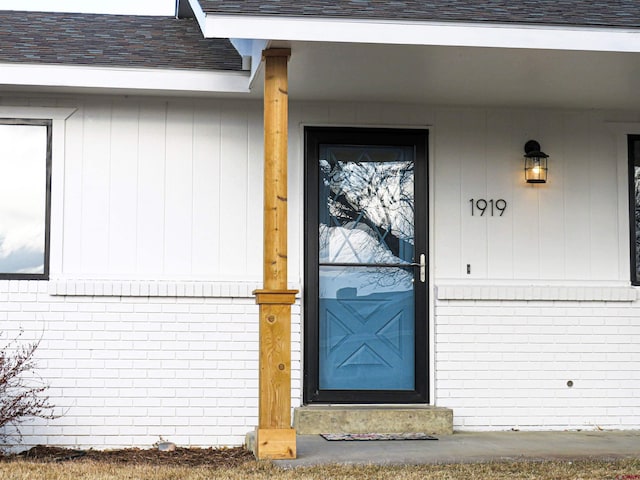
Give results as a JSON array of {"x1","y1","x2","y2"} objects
[{"x1": 1, "y1": 458, "x2": 639, "y2": 480}]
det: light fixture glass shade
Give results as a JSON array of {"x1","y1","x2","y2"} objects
[
  {"x1": 524, "y1": 155, "x2": 548, "y2": 183},
  {"x1": 523, "y1": 140, "x2": 548, "y2": 183}
]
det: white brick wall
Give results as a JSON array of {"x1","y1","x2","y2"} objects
[
  {"x1": 0, "y1": 280, "x2": 302, "y2": 450},
  {"x1": 435, "y1": 297, "x2": 640, "y2": 431},
  {"x1": 3, "y1": 277, "x2": 640, "y2": 449}
]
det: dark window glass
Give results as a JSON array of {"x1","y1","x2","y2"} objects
[
  {"x1": 0, "y1": 120, "x2": 51, "y2": 279},
  {"x1": 629, "y1": 135, "x2": 640, "y2": 285}
]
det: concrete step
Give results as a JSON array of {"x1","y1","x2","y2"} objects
[{"x1": 293, "y1": 405, "x2": 453, "y2": 435}]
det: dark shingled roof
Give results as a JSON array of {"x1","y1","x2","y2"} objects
[
  {"x1": 0, "y1": 11, "x2": 242, "y2": 71},
  {"x1": 195, "y1": 0, "x2": 640, "y2": 29}
]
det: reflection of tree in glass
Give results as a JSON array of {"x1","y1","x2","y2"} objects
[
  {"x1": 319, "y1": 150, "x2": 414, "y2": 265},
  {"x1": 635, "y1": 169, "x2": 640, "y2": 279},
  {"x1": 318, "y1": 147, "x2": 415, "y2": 294}
]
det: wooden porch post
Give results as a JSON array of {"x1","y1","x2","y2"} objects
[{"x1": 253, "y1": 48, "x2": 297, "y2": 460}]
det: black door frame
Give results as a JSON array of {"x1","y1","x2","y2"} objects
[{"x1": 303, "y1": 126, "x2": 429, "y2": 404}]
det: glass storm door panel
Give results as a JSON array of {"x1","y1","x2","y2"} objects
[{"x1": 305, "y1": 128, "x2": 428, "y2": 404}]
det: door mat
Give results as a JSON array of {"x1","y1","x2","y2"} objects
[{"x1": 321, "y1": 433, "x2": 438, "y2": 441}]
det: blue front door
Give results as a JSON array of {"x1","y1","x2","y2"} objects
[{"x1": 304, "y1": 127, "x2": 429, "y2": 404}]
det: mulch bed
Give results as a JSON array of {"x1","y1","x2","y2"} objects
[{"x1": 1, "y1": 445, "x2": 255, "y2": 467}]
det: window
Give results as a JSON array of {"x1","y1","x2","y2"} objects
[
  {"x1": 630, "y1": 135, "x2": 640, "y2": 285},
  {"x1": 0, "y1": 119, "x2": 52, "y2": 279}
]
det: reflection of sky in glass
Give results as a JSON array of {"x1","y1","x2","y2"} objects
[
  {"x1": 0, "y1": 125, "x2": 47, "y2": 274},
  {"x1": 319, "y1": 146, "x2": 415, "y2": 298},
  {"x1": 319, "y1": 147, "x2": 415, "y2": 266}
]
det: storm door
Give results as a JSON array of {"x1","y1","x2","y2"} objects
[{"x1": 304, "y1": 127, "x2": 429, "y2": 404}]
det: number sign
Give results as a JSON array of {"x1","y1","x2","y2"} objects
[{"x1": 469, "y1": 198, "x2": 507, "y2": 216}]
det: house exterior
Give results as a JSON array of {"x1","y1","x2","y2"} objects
[{"x1": 1, "y1": 0, "x2": 639, "y2": 455}]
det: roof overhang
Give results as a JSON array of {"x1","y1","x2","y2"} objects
[
  {"x1": 0, "y1": 63, "x2": 251, "y2": 96},
  {"x1": 187, "y1": 1, "x2": 640, "y2": 54},
  {"x1": 275, "y1": 41, "x2": 640, "y2": 109},
  {"x1": 184, "y1": 0, "x2": 640, "y2": 107}
]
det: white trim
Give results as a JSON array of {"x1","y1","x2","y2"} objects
[
  {"x1": 48, "y1": 279, "x2": 301, "y2": 298},
  {"x1": 0, "y1": 63, "x2": 250, "y2": 94},
  {"x1": 0, "y1": 107, "x2": 76, "y2": 121},
  {"x1": 436, "y1": 284, "x2": 638, "y2": 301},
  {"x1": 428, "y1": 125, "x2": 436, "y2": 406},
  {"x1": 0, "y1": 107, "x2": 77, "y2": 279},
  {"x1": 201, "y1": 15, "x2": 640, "y2": 53}
]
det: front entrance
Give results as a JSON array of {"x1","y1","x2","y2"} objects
[{"x1": 304, "y1": 127, "x2": 429, "y2": 404}]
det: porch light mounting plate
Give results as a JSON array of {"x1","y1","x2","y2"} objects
[{"x1": 524, "y1": 140, "x2": 542, "y2": 155}]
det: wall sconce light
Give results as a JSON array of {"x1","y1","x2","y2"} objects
[{"x1": 523, "y1": 140, "x2": 548, "y2": 184}]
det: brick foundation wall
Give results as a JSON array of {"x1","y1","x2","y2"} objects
[
  {"x1": 435, "y1": 294, "x2": 640, "y2": 431},
  {"x1": 0, "y1": 279, "x2": 301, "y2": 450}
]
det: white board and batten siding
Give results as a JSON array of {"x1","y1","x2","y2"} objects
[
  {"x1": 1, "y1": 96, "x2": 283, "y2": 450},
  {"x1": 0, "y1": 96, "x2": 639, "y2": 449},
  {"x1": 57, "y1": 98, "x2": 264, "y2": 283}
]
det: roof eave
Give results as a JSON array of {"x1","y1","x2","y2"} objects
[
  {"x1": 0, "y1": 63, "x2": 251, "y2": 95},
  {"x1": 198, "y1": 14, "x2": 640, "y2": 53}
]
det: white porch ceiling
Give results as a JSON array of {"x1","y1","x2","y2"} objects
[{"x1": 256, "y1": 41, "x2": 640, "y2": 110}]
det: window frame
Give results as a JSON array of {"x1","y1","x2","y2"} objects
[
  {"x1": 629, "y1": 134, "x2": 640, "y2": 286},
  {"x1": 0, "y1": 118, "x2": 52, "y2": 280}
]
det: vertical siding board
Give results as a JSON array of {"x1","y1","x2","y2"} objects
[
  {"x1": 80, "y1": 102, "x2": 112, "y2": 274},
  {"x1": 137, "y1": 101, "x2": 167, "y2": 276},
  {"x1": 588, "y1": 115, "x2": 619, "y2": 280},
  {"x1": 192, "y1": 102, "x2": 222, "y2": 277},
  {"x1": 61, "y1": 103, "x2": 84, "y2": 275},
  {"x1": 164, "y1": 101, "x2": 194, "y2": 275},
  {"x1": 538, "y1": 113, "x2": 566, "y2": 279},
  {"x1": 459, "y1": 109, "x2": 489, "y2": 278},
  {"x1": 108, "y1": 101, "x2": 139, "y2": 274},
  {"x1": 486, "y1": 110, "x2": 515, "y2": 279},
  {"x1": 433, "y1": 109, "x2": 463, "y2": 278},
  {"x1": 246, "y1": 103, "x2": 264, "y2": 280},
  {"x1": 288, "y1": 106, "x2": 304, "y2": 284},
  {"x1": 290, "y1": 102, "x2": 330, "y2": 284},
  {"x1": 511, "y1": 110, "x2": 542, "y2": 279},
  {"x1": 562, "y1": 112, "x2": 592, "y2": 280},
  {"x1": 218, "y1": 104, "x2": 249, "y2": 277}
]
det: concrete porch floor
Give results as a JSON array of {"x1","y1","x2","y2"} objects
[{"x1": 273, "y1": 430, "x2": 640, "y2": 467}]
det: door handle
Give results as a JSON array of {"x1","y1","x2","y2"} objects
[{"x1": 419, "y1": 254, "x2": 426, "y2": 283}]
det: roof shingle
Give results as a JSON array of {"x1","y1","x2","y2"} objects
[
  {"x1": 0, "y1": 11, "x2": 242, "y2": 71},
  {"x1": 195, "y1": 0, "x2": 640, "y2": 29}
]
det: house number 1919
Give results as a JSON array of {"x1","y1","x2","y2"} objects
[{"x1": 469, "y1": 198, "x2": 507, "y2": 216}]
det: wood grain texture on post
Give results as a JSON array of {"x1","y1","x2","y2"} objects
[
  {"x1": 263, "y1": 49, "x2": 291, "y2": 291},
  {"x1": 254, "y1": 48, "x2": 297, "y2": 460}
]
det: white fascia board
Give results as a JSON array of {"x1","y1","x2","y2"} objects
[
  {"x1": 0, "y1": 63, "x2": 250, "y2": 94},
  {"x1": 201, "y1": 15, "x2": 640, "y2": 53}
]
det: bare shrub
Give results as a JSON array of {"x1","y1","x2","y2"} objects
[{"x1": 0, "y1": 330, "x2": 56, "y2": 445}]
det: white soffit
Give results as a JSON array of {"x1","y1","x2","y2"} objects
[
  {"x1": 198, "y1": 14, "x2": 640, "y2": 53},
  {"x1": 0, "y1": 63, "x2": 250, "y2": 94}
]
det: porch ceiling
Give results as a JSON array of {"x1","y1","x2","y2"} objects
[{"x1": 259, "y1": 41, "x2": 640, "y2": 110}]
